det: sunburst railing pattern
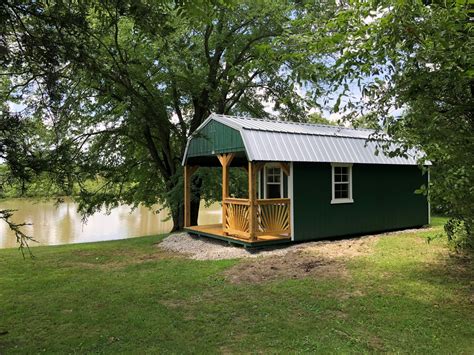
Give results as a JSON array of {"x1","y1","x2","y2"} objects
[
  {"x1": 256, "y1": 199, "x2": 291, "y2": 236},
  {"x1": 223, "y1": 198, "x2": 290, "y2": 239},
  {"x1": 223, "y1": 198, "x2": 250, "y2": 239}
]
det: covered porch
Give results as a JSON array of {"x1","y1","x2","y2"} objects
[{"x1": 183, "y1": 153, "x2": 292, "y2": 247}]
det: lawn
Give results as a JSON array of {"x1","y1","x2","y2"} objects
[{"x1": 1, "y1": 217, "x2": 473, "y2": 353}]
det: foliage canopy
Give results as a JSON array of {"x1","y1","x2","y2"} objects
[
  {"x1": 321, "y1": 0, "x2": 473, "y2": 249},
  {"x1": 1, "y1": 0, "x2": 334, "y2": 230}
]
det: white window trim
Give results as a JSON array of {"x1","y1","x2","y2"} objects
[
  {"x1": 331, "y1": 163, "x2": 354, "y2": 204},
  {"x1": 263, "y1": 164, "x2": 283, "y2": 199}
]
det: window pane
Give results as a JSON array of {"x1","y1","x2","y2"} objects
[
  {"x1": 335, "y1": 183, "x2": 349, "y2": 199},
  {"x1": 335, "y1": 166, "x2": 347, "y2": 175},
  {"x1": 334, "y1": 167, "x2": 349, "y2": 183},
  {"x1": 266, "y1": 167, "x2": 281, "y2": 183},
  {"x1": 267, "y1": 184, "x2": 281, "y2": 198}
]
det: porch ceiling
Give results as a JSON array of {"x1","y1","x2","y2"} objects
[{"x1": 185, "y1": 152, "x2": 248, "y2": 167}]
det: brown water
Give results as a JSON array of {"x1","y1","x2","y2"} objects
[{"x1": 0, "y1": 198, "x2": 221, "y2": 249}]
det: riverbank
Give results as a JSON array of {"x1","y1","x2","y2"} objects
[{"x1": 1, "y1": 217, "x2": 473, "y2": 353}]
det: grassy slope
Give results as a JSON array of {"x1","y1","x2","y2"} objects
[{"x1": 0, "y1": 217, "x2": 473, "y2": 353}]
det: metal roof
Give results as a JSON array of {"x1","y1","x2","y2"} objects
[{"x1": 183, "y1": 114, "x2": 427, "y2": 165}]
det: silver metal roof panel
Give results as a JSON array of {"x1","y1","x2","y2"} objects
[
  {"x1": 211, "y1": 114, "x2": 374, "y2": 139},
  {"x1": 183, "y1": 113, "x2": 428, "y2": 166}
]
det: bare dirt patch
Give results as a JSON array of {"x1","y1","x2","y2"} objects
[
  {"x1": 223, "y1": 250, "x2": 349, "y2": 284},
  {"x1": 301, "y1": 236, "x2": 377, "y2": 259},
  {"x1": 67, "y1": 247, "x2": 177, "y2": 270},
  {"x1": 160, "y1": 228, "x2": 431, "y2": 283}
]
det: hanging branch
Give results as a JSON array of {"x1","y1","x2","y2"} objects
[{"x1": 0, "y1": 209, "x2": 36, "y2": 258}]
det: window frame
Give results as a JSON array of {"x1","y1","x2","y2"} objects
[
  {"x1": 260, "y1": 164, "x2": 283, "y2": 199},
  {"x1": 331, "y1": 163, "x2": 354, "y2": 204}
]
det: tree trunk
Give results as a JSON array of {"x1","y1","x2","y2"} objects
[
  {"x1": 190, "y1": 175, "x2": 202, "y2": 226},
  {"x1": 169, "y1": 173, "x2": 201, "y2": 231},
  {"x1": 170, "y1": 203, "x2": 184, "y2": 232}
]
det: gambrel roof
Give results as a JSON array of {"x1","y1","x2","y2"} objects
[{"x1": 183, "y1": 113, "x2": 427, "y2": 166}]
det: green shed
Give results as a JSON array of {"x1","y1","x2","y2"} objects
[{"x1": 182, "y1": 114, "x2": 430, "y2": 247}]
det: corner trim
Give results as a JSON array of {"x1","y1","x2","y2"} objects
[{"x1": 289, "y1": 162, "x2": 295, "y2": 241}]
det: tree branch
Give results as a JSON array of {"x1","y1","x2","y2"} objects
[{"x1": 0, "y1": 209, "x2": 36, "y2": 258}]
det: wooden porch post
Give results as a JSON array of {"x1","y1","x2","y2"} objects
[
  {"x1": 249, "y1": 162, "x2": 265, "y2": 240},
  {"x1": 184, "y1": 165, "x2": 197, "y2": 227},
  {"x1": 217, "y1": 153, "x2": 235, "y2": 233},
  {"x1": 248, "y1": 161, "x2": 257, "y2": 240}
]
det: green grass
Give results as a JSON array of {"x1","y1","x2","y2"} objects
[{"x1": 1, "y1": 217, "x2": 473, "y2": 353}]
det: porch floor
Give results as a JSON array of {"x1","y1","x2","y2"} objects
[{"x1": 184, "y1": 224, "x2": 291, "y2": 248}]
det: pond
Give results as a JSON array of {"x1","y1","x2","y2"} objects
[{"x1": 0, "y1": 198, "x2": 221, "y2": 249}]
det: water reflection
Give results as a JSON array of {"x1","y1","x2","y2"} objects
[{"x1": 0, "y1": 199, "x2": 221, "y2": 249}]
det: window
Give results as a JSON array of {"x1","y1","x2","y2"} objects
[
  {"x1": 331, "y1": 164, "x2": 353, "y2": 204},
  {"x1": 266, "y1": 166, "x2": 282, "y2": 198},
  {"x1": 257, "y1": 165, "x2": 288, "y2": 199}
]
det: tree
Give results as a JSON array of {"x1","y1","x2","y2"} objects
[
  {"x1": 0, "y1": 80, "x2": 44, "y2": 254},
  {"x1": 1, "y1": 0, "x2": 335, "y2": 231},
  {"x1": 308, "y1": 112, "x2": 338, "y2": 125},
  {"x1": 321, "y1": 0, "x2": 473, "y2": 249},
  {"x1": 351, "y1": 114, "x2": 381, "y2": 130}
]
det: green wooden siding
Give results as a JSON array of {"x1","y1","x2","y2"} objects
[
  {"x1": 293, "y1": 163, "x2": 429, "y2": 241},
  {"x1": 187, "y1": 120, "x2": 245, "y2": 157}
]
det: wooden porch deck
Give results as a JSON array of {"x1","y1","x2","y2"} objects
[{"x1": 184, "y1": 224, "x2": 292, "y2": 248}]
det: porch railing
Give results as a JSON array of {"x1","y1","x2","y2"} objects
[
  {"x1": 223, "y1": 198, "x2": 250, "y2": 239},
  {"x1": 256, "y1": 198, "x2": 291, "y2": 236},
  {"x1": 223, "y1": 198, "x2": 290, "y2": 240}
]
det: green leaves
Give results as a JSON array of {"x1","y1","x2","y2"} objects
[
  {"x1": 324, "y1": 0, "x2": 474, "y2": 248},
  {"x1": 2, "y1": 0, "x2": 335, "y2": 231}
]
